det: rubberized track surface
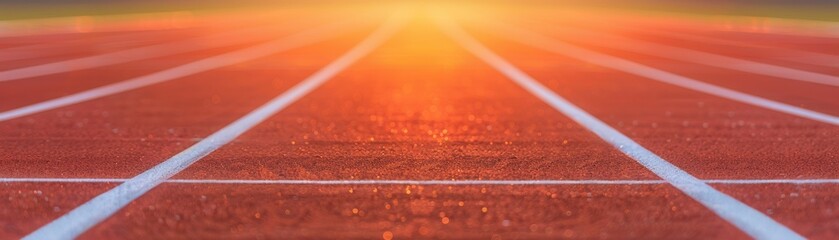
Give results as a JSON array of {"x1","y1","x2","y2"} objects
[{"x1": 1, "y1": 4, "x2": 838, "y2": 240}]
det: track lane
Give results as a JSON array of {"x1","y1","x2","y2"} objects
[
  {"x1": 516, "y1": 10, "x2": 839, "y2": 56},
  {"x1": 0, "y1": 31, "x2": 177, "y2": 50},
  {"x1": 84, "y1": 184, "x2": 745, "y2": 239},
  {"x1": 442, "y1": 16, "x2": 802, "y2": 239},
  {"x1": 0, "y1": 27, "x2": 374, "y2": 178},
  {"x1": 20, "y1": 15, "x2": 397, "y2": 239},
  {"x1": 0, "y1": 44, "x2": 255, "y2": 112},
  {"x1": 2, "y1": 4, "x2": 836, "y2": 240},
  {"x1": 605, "y1": 26, "x2": 839, "y2": 68},
  {"x1": 557, "y1": 48, "x2": 839, "y2": 117},
  {"x1": 0, "y1": 24, "x2": 379, "y2": 238},
  {"x1": 0, "y1": 27, "x2": 245, "y2": 71},
  {"x1": 0, "y1": 17, "x2": 342, "y2": 82},
  {"x1": 460, "y1": 18, "x2": 839, "y2": 238},
  {"x1": 712, "y1": 184, "x2": 839, "y2": 240},
  {"x1": 174, "y1": 19, "x2": 657, "y2": 181},
  {"x1": 79, "y1": 17, "x2": 748, "y2": 239},
  {"x1": 542, "y1": 18, "x2": 839, "y2": 75},
  {"x1": 0, "y1": 8, "x2": 305, "y2": 40},
  {"x1": 505, "y1": 19, "x2": 839, "y2": 118},
  {"x1": 464, "y1": 20, "x2": 839, "y2": 179},
  {"x1": 0, "y1": 18, "x2": 361, "y2": 120},
  {"x1": 641, "y1": 28, "x2": 839, "y2": 56},
  {"x1": 0, "y1": 183, "x2": 117, "y2": 239},
  {"x1": 0, "y1": 28, "x2": 218, "y2": 63},
  {"x1": 514, "y1": 18, "x2": 839, "y2": 88},
  {"x1": 0, "y1": 10, "x2": 324, "y2": 64}
]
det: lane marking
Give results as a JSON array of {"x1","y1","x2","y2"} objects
[
  {"x1": 0, "y1": 17, "x2": 324, "y2": 82},
  {"x1": 0, "y1": 11, "x2": 193, "y2": 38},
  {"x1": 0, "y1": 20, "x2": 359, "y2": 122},
  {"x1": 472, "y1": 20, "x2": 839, "y2": 127},
  {"x1": 0, "y1": 31, "x2": 159, "y2": 62},
  {"x1": 610, "y1": 11, "x2": 839, "y2": 38},
  {"x1": 22, "y1": 15, "x2": 405, "y2": 240},
  {"x1": 626, "y1": 27, "x2": 839, "y2": 68},
  {"x1": 533, "y1": 23, "x2": 839, "y2": 87},
  {"x1": 0, "y1": 12, "x2": 315, "y2": 63},
  {"x1": 434, "y1": 15, "x2": 805, "y2": 240},
  {"x1": 5, "y1": 178, "x2": 839, "y2": 185}
]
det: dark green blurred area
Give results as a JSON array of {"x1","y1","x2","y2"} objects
[{"x1": 1, "y1": 0, "x2": 838, "y2": 21}]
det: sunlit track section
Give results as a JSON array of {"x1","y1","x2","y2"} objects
[
  {"x1": 472, "y1": 20, "x2": 839, "y2": 127},
  {"x1": 22, "y1": 15, "x2": 406, "y2": 240},
  {"x1": 434, "y1": 15, "x2": 804, "y2": 240},
  {"x1": 624, "y1": 27, "x2": 839, "y2": 68},
  {"x1": 527, "y1": 22, "x2": 839, "y2": 87},
  {"x1": 0, "y1": 20, "x2": 364, "y2": 122},
  {"x1": 0, "y1": 16, "x2": 325, "y2": 82},
  {"x1": 7, "y1": 178, "x2": 839, "y2": 185}
]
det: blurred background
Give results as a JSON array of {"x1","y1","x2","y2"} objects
[{"x1": 2, "y1": 0, "x2": 839, "y2": 21}]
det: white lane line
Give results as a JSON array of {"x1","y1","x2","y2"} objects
[
  {"x1": 0, "y1": 29, "x2": 202, "y2": 62},
  {"x1": 0, "y1": 20, "x2": 358, "y2": 122},
  {"x1": 22, "y1": 15, "x2": 405, "y2": 240},
  {"x1": 0, "y1": 18, "x2": 325, "y2": 82},
  {"x1": 535, "y1": 23, "x2": 839, "y2": 87},
  {"x1": 627, "y1": 27, "x2": 839, "y2": 68},
  {"x1": 621, "y1": 12, "x2": 839, "y2": 38},
  {"x1": 434, "y1": 15, "x2": 804, "y2": 240},
  {"x1": 0, "y1": 11, "x2": 198, "y2": 38},
  {"x1": 6, "y1": 178, "x2": 839, "y2": 185},
  {"x1": 473, "y1": 20, "x2": 839, "y2": 127},
  {"x1": 704, "y1": 179, "x2": 839, "y2": 184}
]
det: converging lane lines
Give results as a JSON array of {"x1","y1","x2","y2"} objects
[
  {"x1": 625, "y1": 27, "x2": 839, "y2": 68},
  {"x1": 0, "y1": 30, "x2": 184, "y2": 62},
  {"x1": 549, "y1": 24, "x2": 839, "y2": 87},
  {"x1": 22, "y1": 15, "x2": 405, "y2": 240},
  {"x1": 0, "y1": 17, "x2": 321, "y2": 82},
  {"x1": 6, "y1": 178, "x2": 839, "y2": 185},
  {"x1": 475, "y1": 20, "x2": 839, "y2": 127},
  {"x1": 434, "y1": 15, "x2": 804, "y2": 240},
  {"x1": 0, "y1": 20, "x2": 359, "y2": 122}
]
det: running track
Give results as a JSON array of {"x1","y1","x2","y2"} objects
[{"x1": 1, "y1": 4, "x2": 838, "y2": 240}]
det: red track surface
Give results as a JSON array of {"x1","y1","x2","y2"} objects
[{"x1": 1, "y1": 4, "x2": 838, "y2": 240}]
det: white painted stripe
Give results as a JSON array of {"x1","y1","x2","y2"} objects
[
  {"x1": 22, "y1": 15, "x2": 405, "y2": 240},
  {"x1": 0, "y1": 11, "x2": 199, "y2": 38},
  {"x1": 476, "y1": 20, "x2": 839, "y2": 127},
  {"x1": 0, "y1": 18, "x2": 325, "y2": 82},
  {"x1": 0, "y1": 178, "x2": 666, "y2": 185},
  {"x1": 628, "y1": 27, "x2": 839, "y2": 68},
  {"x1": 543, "y1": 24, "x2": 839, "y2": 87},
  {"x1": 0, "y1": 29, "x2": 197, "y2": 62},
  {"x1": 0, "y1": 21, "x2": 356, "y2": 122},
  {"x1": 1, "y1": 178, "x2": 127, "y2": 183},
  {"x1": 704, "y1": 179, "x2": 839, "y2": 184},
  {"x1": 434, "y1": 15, "x2": 804, "y2": 240},
  {"x1": 5, "y1": 177, "x2": 839, "y2": 185},
  {"x1": 622, "y1": 12, "x2": 839, "y2": 38}
]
